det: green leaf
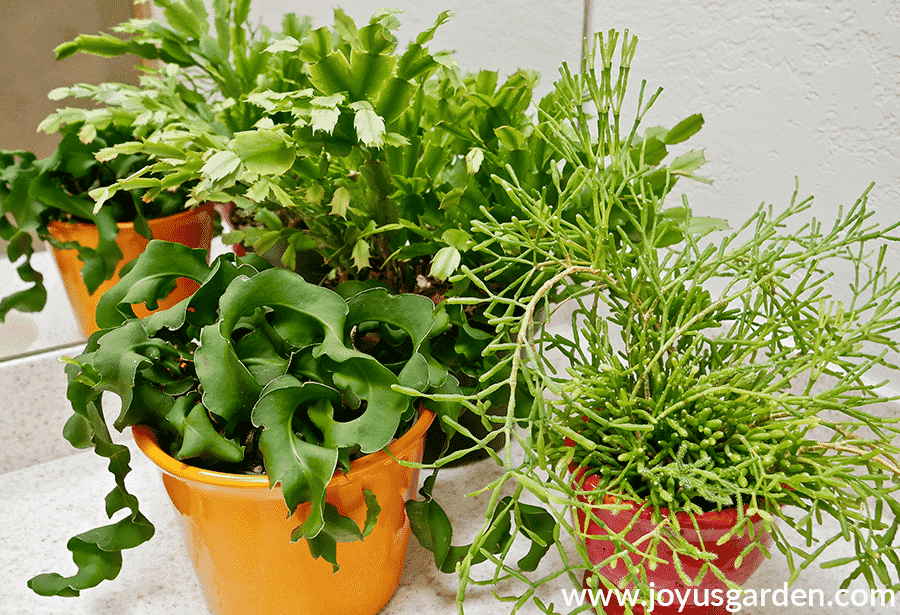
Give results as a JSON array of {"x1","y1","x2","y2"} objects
[
  {"x1": 664, "y1": 113, "x2": 704, "y2": 145},
  {"x1": 311, "y1": 107, "x2": 341, "y2": 135},
  {"x1": 331, "y1": 7, "x2": 361, "y2": 51},
  {"x1": 352, "y1": 239, "x2": 371, "y2": 270},
  {"x1": 252, "y1": 377, "x2": 341, "y2": 536},
  {"x1": 95, "y1": 240, "x2": 213, "y2": 329},
  {"x1": 429, "y1": 246, "x2": 461, "y2": 281},
  {"x1": 161, "y1": 0, "x2": 208, "y2": 39},
  {"x1": 669, "y1": 149, "x2": 707, "y2": 176},
  {"x1": 231, "y1": 130, "x2": 296, "y2": 176},
  {"x1": 195, "y1": 321, "x2": 263, "y2": 435},
  {"x1": 350, "y1": 102, "x2": 385, "y2": 147},
  {"x1": 201, "y1": 150, "x2": 242, "y2": 182},
  {"x1": 303, "y1": 490, "x2": 381, "y2": 573},
  {"x1": 494, "y1": 126, "x2": 527, "y2": 151},
  {"x1": 309, "y1": 51, "x2": 352, "y2": 96},
  {"x1": 345, "y1": 288, "x2": 441, "y2": 390},
  {"x1": 329, "y1": 186, "x2": 351, "y2": 218},
  {"x1": 416, "y1": 10, "x2": 454, "y2": 45},
  {"x1": 348, "y1": 51, "x2": 396, "y2": 101},
  {"x1": 465, "y1": 148, "x2": 484, "y2": 174},
  {"x1": 515, "y1": 502, "x2": 556, "y2": 572},
  {"x1": 0, "y1": 234, "x2": 47, "y2": 320},
  {"x1": 175, "y1": 401, "x2": 245, "y2": 464},
  {"x1": 265, "y1": 36, "x2": 300, "y2": 54},
  {"x1": 28, "y1": 387, "x2": 154, "y2": 596},
  {"x1": 687, "y1": 216, "x2": 730, "y2": 237},
  {"x1": 375, "y1": 78, "x2": 417, "y2": 125},
  {"x1": 406, "y1": 475, "x2": 452, "y2": 567},
  {"x1": 57, "y1": 34, "x2": 129, "y2": 59}
]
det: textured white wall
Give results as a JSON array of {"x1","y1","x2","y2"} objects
[
  {"x1": 233, "y1": 1, "x2": 898, "y2": 227},
  {"x1": 587, "y1": 0, "x2": 900, "y2": 228}
]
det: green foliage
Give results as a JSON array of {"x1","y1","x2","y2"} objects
[
  {"x1": 29, "y1": 240, "x2": 457, "y2": 595},
  {"x1": 0, "y1": 122, "x2": 195, "y2": 319},
  {"x1": 407, "y1": 31, "x2": 900, "y2": 613},
  {"x1": 44, "y1": 3, "x2": 716, "y2": 441}
]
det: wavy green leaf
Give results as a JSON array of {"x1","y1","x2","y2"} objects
[
  {"x1": 252, "y1": 376, "x2": 341, "y2": 537},
  {"x1": 175, "y1": 401, "x2": 245, "y2": 464},
  {"x1": 95, "y1": 240, "x2": 213, "y2": 329},
  {"x1": 195, "y1": 321, "x2": 262, "y2": 435},
  {"x1": 303, "y1": 489, "x2": 380, "y2": 573}
]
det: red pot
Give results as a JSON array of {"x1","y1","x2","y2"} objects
[{"x1": 574, "y1": 471, "x2": 773, "y2": 615}]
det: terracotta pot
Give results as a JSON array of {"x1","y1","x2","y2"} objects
[
  {"x1": 47, "y1": 204, "x2": 214, "y2": 336},
  {"x1": 574, "y1": 471, "x2": 773, "y2": 615},
  {"x1": 132, "y1": 408, "x2": 433, "y2": 615}
]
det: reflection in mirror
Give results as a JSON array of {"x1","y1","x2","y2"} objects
[{"x1": 0, "y1": 0, "x2": 141, "y2": 361}]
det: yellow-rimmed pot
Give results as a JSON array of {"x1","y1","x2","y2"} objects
[
  {"x1": 47, "y1": 204, "x2": 214, "y2": 336},
  {"x1": 132, "y1": 408, "x2": 433, "y2": 615}
]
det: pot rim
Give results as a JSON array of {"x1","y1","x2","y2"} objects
[
  {"x1": 572, "y1": 467, "x2": 767, "y2": 527},
  {"x1": 46, "y1": 202, "x2": 214, "y2": 233},
  {"x1": 133, "y1": 407, "x2": 434, "y2": 489}
]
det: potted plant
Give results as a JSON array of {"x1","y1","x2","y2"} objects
[
  {"x1": 76, "y1": 2, "x2": 714, "y2": 462},
  {"x1": 406, "y1": 31, "x2": 900, "y2": 614},
  {"x1": 0, "y1": 118, "x2": 215, "y2": 335},
  {"x1": 1, "y1": 0, "x2": 313, "y2": 335},
  {"x1": 27, "y1": 239, "x2": 456, "y2": 615}
]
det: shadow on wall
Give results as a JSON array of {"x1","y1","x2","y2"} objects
[{"x1": 0, "y1": 0, "x2": 140, "y2": 158}]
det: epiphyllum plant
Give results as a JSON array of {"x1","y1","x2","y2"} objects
[
  {"x1": 0, "y1": 121, "x2": 195, "y2": 320},
  {"x1": 407, "y1": 31, "x2": 900, "y2": 613},
  {"x1": 28, "y1": 240, "x2": 455, "y2": 596}
]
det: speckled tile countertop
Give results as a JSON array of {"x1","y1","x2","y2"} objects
[{"x1": 3, "y1": 422, "x2": 897, "y2": 614}]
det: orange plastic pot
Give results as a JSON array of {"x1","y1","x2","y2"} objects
[
  {"x1": 132, "y1": 408, "x2": 433, "y2": 615},
  {"x1": 47, "y1": 204, "x2": 214, "y2": 336}
]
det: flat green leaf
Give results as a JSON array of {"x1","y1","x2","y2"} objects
[
  {"x1": 494, "y1": 126, "x2": 527, "y2": 151},
  {"x1": 375, "y1": 78, "x2": 417, "y2": 125},
  {"x1": 406, "y1": 474, "x2": 452, "y2": 567},
  {"x1": 331, "y1": 7, "x2": 361, "y2": 51},
  {"x1": 195, "y1": 321, "x2": 263, "y2": 434},
  {"x1": 303, "y1": 491, "x2": 380, "y2": 573},
  {"x1": 349, "y1": 51, "x2": 396, "y2": 101},
  {"x1": 175, "y1": 401, "x2": 245, "y2": 464},
  {"x1": 429, "y1": 246, "x2": 461, "y2": 281},
  {"x1": 309, "y1": 51, "x2": 352, "y2": 96},
  {"x1": 310, "y1": 107, "x2": 341, "y2": 135},
  {"x1": 231, "y1": 130, "x2": 296, "y2": 176},
  {"x1": 28, "y1": 381, "x2": 154, "y2": 596},
  {"x1": 664, "y1": 113, "x2": 705, "y2": 145},
  {"x1": 58, "y1": 34, "x2": 129, "y2": 59},
  {"x1": 201, "y1": 150, "x2": 242, "y2": 182},
  {"x1": 95, "y1": 240, "x2": 213, "y2": 329},
  {"x1": 345, "y1": 287, "x2": 441, "y2": 391},
  {"x1": 329, "y1": 186, "x2": 351, "y2": 218},
  {"x1": 350, "y1": 102, "x2": 385, "y2": 147},
  {"x1": 669, "y1": 149, "x2": 707, "y2": 176},
  {"x1": 515, "y1": 502, "x2": 556, "y2": 572},
  {"x1": 0, "y1": 235, "x2": 47, "y2": 320},
  {"x1": 265, "y1": 36, "x2": 300, "y2": 54},
  {"x1": 352, "y1": 239, "x2": 371, "y2": 270},
  {"x1": 465, "y1": 148, "x2": 484, "y2": 174}
]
